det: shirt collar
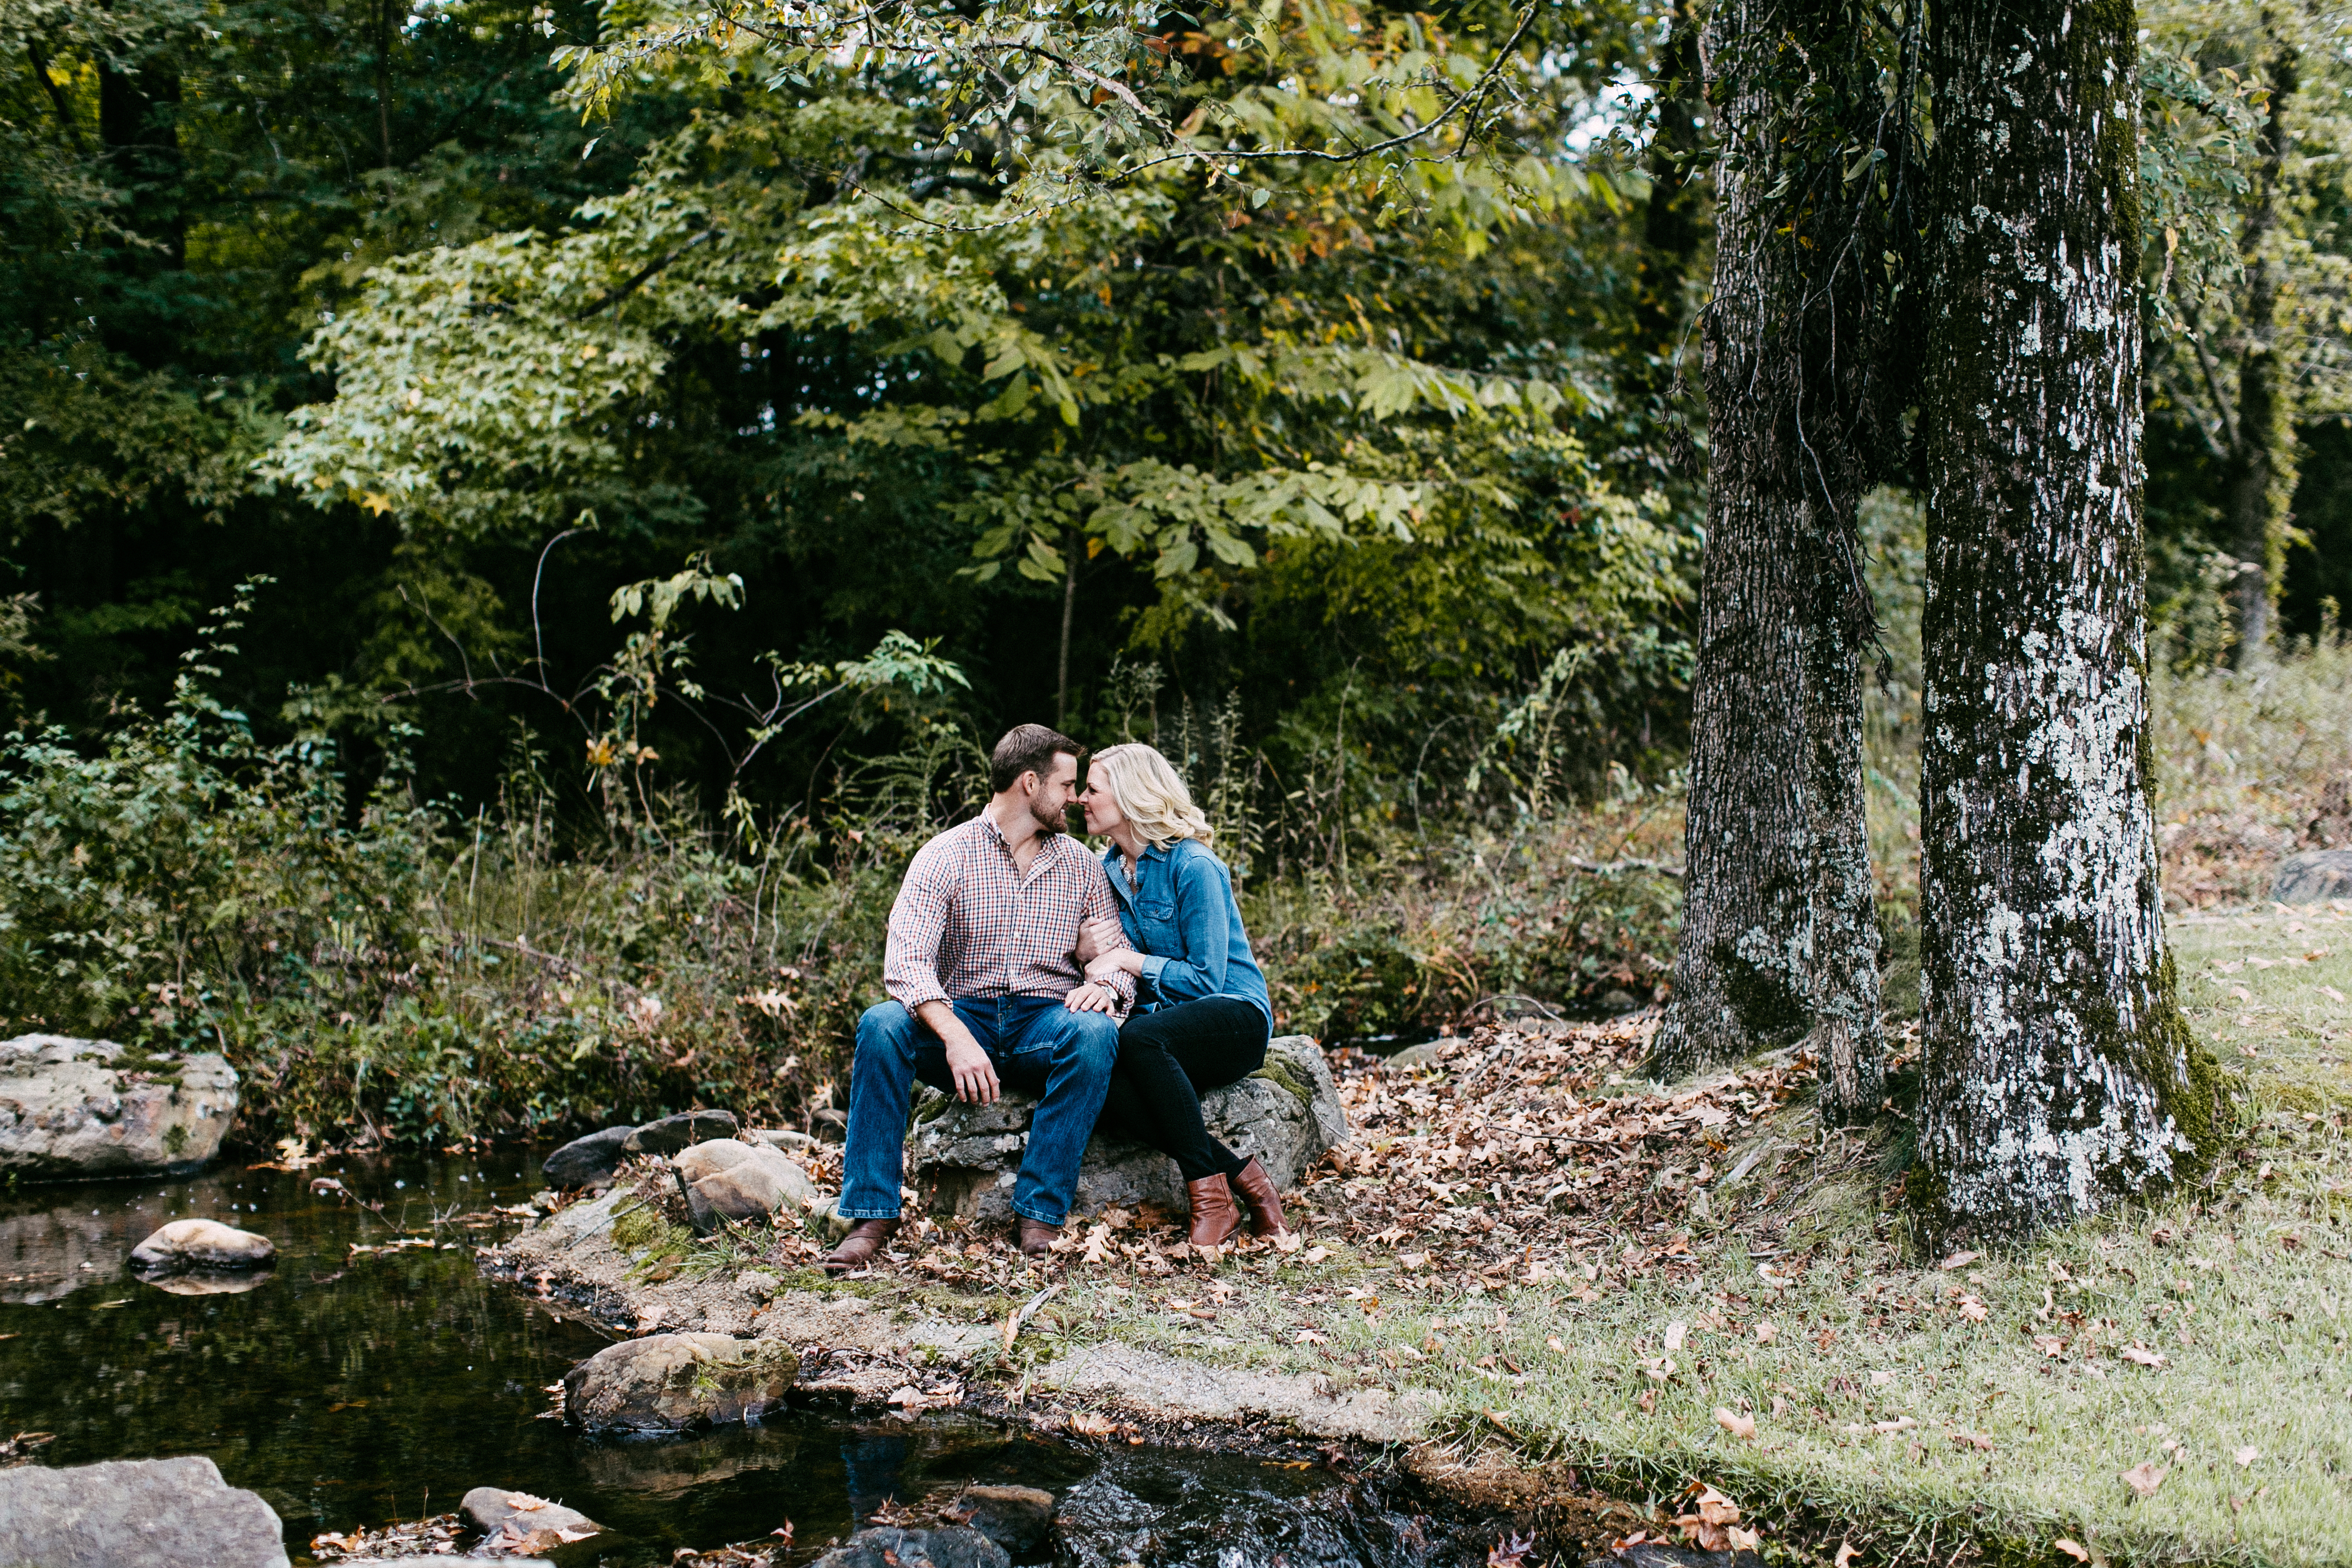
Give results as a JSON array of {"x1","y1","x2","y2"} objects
[{"x1": 979, "y1": 807, "x2": 1062, "y2": 868}]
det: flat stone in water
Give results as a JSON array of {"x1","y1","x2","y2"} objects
[
  {"x1": 460, "y1": 1484, "x2": 602, "y2": 1547},
  {"x1": 129, "y1": 1217, "x2": 275, "y2": 1273},
  {"x1": 0, "y1": 1455, "x2": 289, "y2": 1568},
  {"x1": 944, "y1": 1484, "x2": 1057, "y2": 1555},
  {"x1": 562, "y1": 1332, "x2": 797, "y2": 1432},
  {"x1": 810, "y1": 1525, "x2": 1010, "y2": 1568},
  {"x1": 2272, "y1": 849, "x2": 2352, "y2": 904}
]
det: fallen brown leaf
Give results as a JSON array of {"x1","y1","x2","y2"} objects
[{"x1": 2121, "y1": 1460, "x2": 2168, "y2": 1499}]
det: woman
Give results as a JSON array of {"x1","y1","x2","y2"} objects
[{"x1": 1076, "y1": 742, "x2": 1288, "y2": 1247}]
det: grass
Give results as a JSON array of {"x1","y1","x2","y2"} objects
[{"x1": 979, "y1": 907, "x2": 2352, "y2": 1567}]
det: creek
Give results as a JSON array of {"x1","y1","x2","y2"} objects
[{"x1": 0, "y1": 1154, "x2": 1475, "y2": 1566}]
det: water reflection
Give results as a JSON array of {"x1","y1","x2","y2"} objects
[{"x1": 0, "y1": 1157, "x2": 1450, "y2": 1567}]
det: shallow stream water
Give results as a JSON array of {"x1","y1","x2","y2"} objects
[{"x1": 0, "y1": 1155, "x2": 1465, "y2": 1566}]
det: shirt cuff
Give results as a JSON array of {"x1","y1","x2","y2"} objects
[
  {"x1": 885, "y1": 978, "x2": 951, "y2": 1013},
  {"x1": 1136, "y1": 953, "x2": 1171, "y2": 984}
]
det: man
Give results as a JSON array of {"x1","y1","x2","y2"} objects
[{"x1": 823, "y1": 724, "x2": 1135, "y2": 1271}]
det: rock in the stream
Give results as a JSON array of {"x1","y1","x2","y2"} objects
[
  {"x1": 2272, "y1": 849, "x2": 2352, "y2": 904},
  {"x1": 128, "y1": 1217, "x2": 275, "y2": 1273},
  {"x1": 538, "y1": 1187, "x2": 625, "y2": 1247},
  {"x1": 542, "y1": 1125, "x2": 637, "y2": 1188},
  {"x1": 0, "y1": 1034, "x2": 239, "y2": 1180},
  {"x1": 942, "y1": 1485, "x2": 1057, "y2": 1555},
  {"x1": 675, "y1": 1137, "x2": 818, "y2": 1228},
  {"x1": 909, "y1": 1034, "x2": 1347, "y2": 1224},
  {"x1": 0, "y1": 1454, "x2": 290, "y2": 1568},
  {"x1": 460, "y1": 1485, "x2": 603, "y2": 1551},
  {"x1": 623, "y1": 1109, "x2": 739, "y2": 1156},
  {"x1": 810, "y1": 1525, "x2": 1010, "y2": 1568},
  {"x1": 562, "y1": 1332, "x2": 796, "y2": 1431}
]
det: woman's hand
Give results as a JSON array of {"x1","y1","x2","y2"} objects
[
  {"x1": 1084, "y1": 950, "x2": 1131, "y2": 983},
  {"x1": 1076, "y1": 916, "x2": 1124, "y2": 966}
]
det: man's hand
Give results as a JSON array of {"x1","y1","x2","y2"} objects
[
  {"x1": 943, "y1": 1033, "x2": 1001, "y2": 1103},
  {"x1": 1063, "y1": 982, "x2": 1120, "y2": 1014},
  {"x1": 918, "y1": 1000, "x2": 999, "y2": 1104},
  {"x1": 1076, "y1": 916, "x2": 1122, "y2": 965}
]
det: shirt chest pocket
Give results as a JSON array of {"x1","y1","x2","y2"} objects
[{"x1": 1134, "y1": 897, "x2": 1178, "y2": 943}]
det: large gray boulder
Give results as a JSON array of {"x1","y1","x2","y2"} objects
[
  {"x1": 0, "y1": 1455, "x2": 290, "y2": 1568},
  {"x1": 561, "y1": 1332, "x2": 796, "y2": 1432},
  {"x1": 622, "y1": 1109, "x2": 738, "y2": 1157},
  {"x1": 541, "y1": 1125, "x2": 636, "y2": 1188},
  {"x1": 674, "y1": 1137, "x2": 818, "y2": 1228},
  {"x1": 0, "y1": 1035, "x2": 238, "y2": 1180},
  {"x1": 129, "y1": 1218, "x2": 275, "y2": 1274},
  {"x1": 2273, "y1": 849, "x2": 2352, "y2": 905},
  {"x1": 909, "y1": 1034, "x2": 1347, "y2": 1225}
]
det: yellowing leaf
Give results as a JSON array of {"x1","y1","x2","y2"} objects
[
  {"x1": 1714, "y1": 1406, "x2": 1756, "y2": 1440},
  {"x1": 2054, "y1": 1540, "x2": 2089, "y2": 1562},
  {"x1": 2234, "y1": 1445, "x2": 2261, "y2": 1466}
]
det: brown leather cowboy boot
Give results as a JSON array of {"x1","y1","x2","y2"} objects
[
  {"x1": 1016, "y1": 1217, "x2": 1061, "y2": 1257},
  {"x1": 821, "y1": 1218, "x2": 900, "y2": 1274},
  {"x1": 1186, "y1": 1173, "x2": 1242, "y2": 1248},
  {"x1": 1229, "y1": 1156, "x2": 1291, "y2": 1236}
]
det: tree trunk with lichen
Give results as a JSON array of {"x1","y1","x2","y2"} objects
[
  {"x1": 1912, "y1": 0, "x2": 2218, "y2": 1243},
  {"x1": 1654, "y1": 0, "x2": 1884, "y2": 1123}
]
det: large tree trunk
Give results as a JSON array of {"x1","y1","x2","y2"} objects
[
  {"x1": 1913, "y1": 0, "x2": 2218, "y2": 1243},
  {"x1": 1654, "y1": 0, "x2": 1884, "y2": 1122},
  {"x1": 2225, "y1": 34, "x2": 2299, "y2": 667}
]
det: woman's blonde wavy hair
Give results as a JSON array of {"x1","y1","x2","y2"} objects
[{"x1": 1088, "y1": 742, "x2": 1213, "y2": 849}]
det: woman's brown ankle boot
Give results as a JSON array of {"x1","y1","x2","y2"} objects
[
  {"x1": 1230, "y1": 1156, "x2": 1291, "y2": 1235},
  {"x1": 1186, "y1": 1173, "x2": 1241, "y2": 1248}
]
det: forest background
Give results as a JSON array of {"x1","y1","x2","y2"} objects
[{"x1": 0, "y1": 0, "x2": 2347, "y2": 1152}]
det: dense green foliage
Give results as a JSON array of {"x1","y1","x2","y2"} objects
[{"x1": 0, "y1": 0, "x2": 2344, "y2": 1146}]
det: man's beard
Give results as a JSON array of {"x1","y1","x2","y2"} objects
[{"x1": 1027, "y1": 791, "x2": 1067, "y2": 836}]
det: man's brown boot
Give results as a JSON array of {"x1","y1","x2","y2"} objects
[
  {"x1": 1186, "y1": 1174, "x2": 1241, "y2": 1248},
  {"x1": 1230, "y1": 1156, "x2": 1291, "y2": 1236},
  {"x1": 821, "y1": 1218, "x2": 900, "y2": 1274},
  {"x1": 1016, "y1": 1217, "x2": 1061, "y2": 1257}
]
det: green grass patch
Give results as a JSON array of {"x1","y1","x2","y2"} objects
[{"x1": 1030, "y1": 910, "x2": 2352, "y2": 1566}]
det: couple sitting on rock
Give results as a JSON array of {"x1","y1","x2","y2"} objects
[{"x1": 823, "y1": 723, "x2": 1289, "y2": 1272}]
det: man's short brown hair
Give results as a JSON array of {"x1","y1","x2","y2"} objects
[{"x1": 990, "y1": 724, "x2": 1085, "y2": 795}]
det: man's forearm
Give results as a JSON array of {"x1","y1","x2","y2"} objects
[{"x1": 915, "y1": 999, "x2": 976, "y2": 1049}]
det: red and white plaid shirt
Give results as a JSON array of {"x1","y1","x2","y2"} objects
[{"x1": 883, "y1": 812, "x2": 1136, "y2": 1015}]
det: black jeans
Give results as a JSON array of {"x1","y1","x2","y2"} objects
[{"x1": 1095, "y1": 997, "x2": 1270, "y2": 1183}]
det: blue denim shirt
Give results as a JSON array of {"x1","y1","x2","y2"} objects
[{"x1": 1101, "y1": 837, "x2": 1273, "y2": 1031}]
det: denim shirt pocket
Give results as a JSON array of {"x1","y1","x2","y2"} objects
[{"x1": 1134, "y1": 896, "x2": 1179, "y2": 950}]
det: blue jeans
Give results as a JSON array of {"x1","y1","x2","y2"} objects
[{"x1": 839, "y1": 995, "x2": 1120, "y2": 1226}]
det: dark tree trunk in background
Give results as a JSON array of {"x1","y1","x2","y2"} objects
[
  {"x1": 1914, "y1": 0, "x2": 2217, "y2": 1242},
  {"x1": 2225, "y1": 30, "x2": 2300, "y2": 666},
  {"x1": 97, "y1": 55, "x2": 182, "y2": 264},
  {"x1": 1654, "y1": 0, "x2": 1885, "y2": 1122},
  {"x1": 1633, "y1": 0, "x2": 1709, "y2": 398}
]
